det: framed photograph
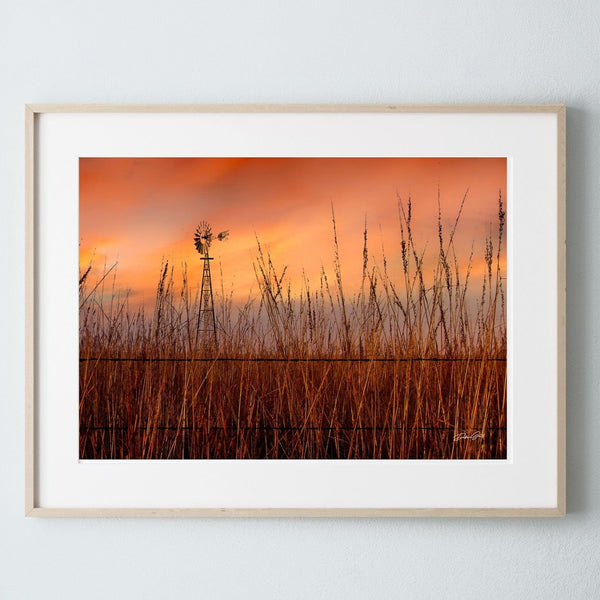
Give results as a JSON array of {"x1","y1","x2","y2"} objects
[{"x1": 26, "y1": 104, "x2": 565, "y2": 516}]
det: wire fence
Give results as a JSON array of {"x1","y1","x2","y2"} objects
[
  {"x1": 80, "y1": 425, "x2": 506, "y2": 431},
  {"x1": 80, "y1": 356, "x2": 506, "y2": 363}
]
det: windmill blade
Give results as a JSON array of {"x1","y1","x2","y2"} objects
[
  {"x1": 194, "y1": 225, "x2": 209, "y2": 254},
  {"x1": 194, "y1": 239, "x2": 206, "y2": 255},
  {"x1": 198, "y1": 220, "x2": 211, "y2": 234}
]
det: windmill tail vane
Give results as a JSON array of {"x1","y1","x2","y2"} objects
[{"x1": 193, "y1": 221, "x2": 229, "y2": 352}]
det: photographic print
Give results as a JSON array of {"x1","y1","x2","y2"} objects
[{"x1": 79, "y1": 156, "x2": 507, "y2": 460}]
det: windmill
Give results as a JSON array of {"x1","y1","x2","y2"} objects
[{"x1": 193, "y1": 221, "x2": 229, "y2": 351}]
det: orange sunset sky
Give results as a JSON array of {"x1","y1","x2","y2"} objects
[{"x1": 79, "y1": 157, "x2": 506, "y2": 309}]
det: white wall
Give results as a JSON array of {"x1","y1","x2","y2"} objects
[{"x1": 1, "y1": 1, "x2": 598, "y2": 597}]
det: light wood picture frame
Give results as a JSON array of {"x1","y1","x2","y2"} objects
[{"x1": 25, "y1": 104, "x2": 565, "y2": 517}]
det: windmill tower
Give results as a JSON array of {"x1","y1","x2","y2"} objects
[{"x1": 193, "y1": 221, "x2": 229, "y2": 351}]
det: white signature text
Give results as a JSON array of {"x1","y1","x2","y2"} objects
[{"x1": 453, "y1": 431, "x2": 485, "y2": 441}]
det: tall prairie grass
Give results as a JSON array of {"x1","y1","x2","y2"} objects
[{"x1": 79, "y1": 193, "x2": 506, "y2": 459}]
